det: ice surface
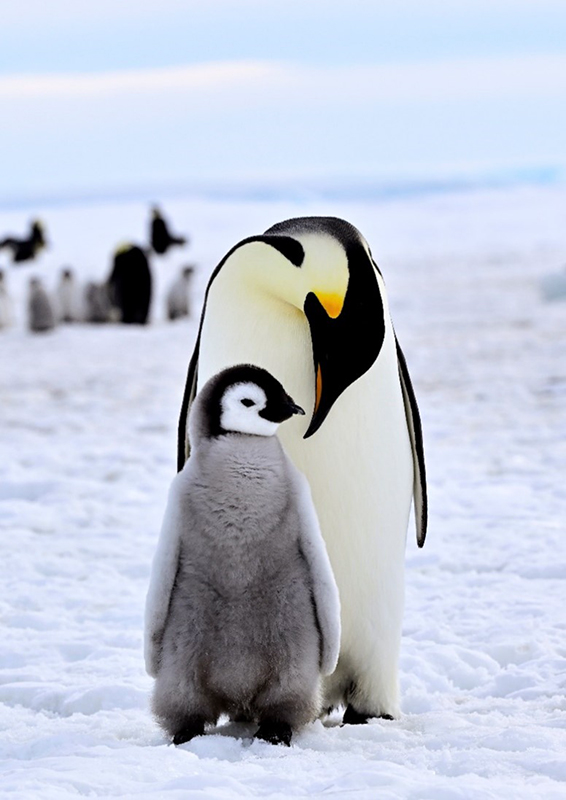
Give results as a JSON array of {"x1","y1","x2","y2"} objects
[{"x1": 1, "y1": 185, "x2": 565, "y2": 798}]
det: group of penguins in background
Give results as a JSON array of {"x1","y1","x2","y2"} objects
[{"x1": 0, "y1": 208, "x2": 194, "y2": 332}]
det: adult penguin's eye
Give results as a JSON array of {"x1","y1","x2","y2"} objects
[{"x1": 241, "y1": 398, "x2": 255, "y2": 407}]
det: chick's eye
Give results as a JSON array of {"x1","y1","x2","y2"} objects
[{"x1": 241, "y1": 398, "x2": 255, "y2": 407}]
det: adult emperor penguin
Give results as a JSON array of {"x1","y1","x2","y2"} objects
[
  {"x1": 107, "y1": 244, "x2": 152, "y2": 324},
  {"x1": 146, "y1": 365, "x2": 341, "y2": 746},
  {"x1": 177, "y1": 217, "x2": 427, "y2": 722}
]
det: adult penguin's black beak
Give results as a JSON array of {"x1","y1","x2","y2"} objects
[
  {"x1": 303, "y1": 252, "x2": 386, "y2": 438},
  {"x1": 303, "y1": 291, "x2": 348, "y2": 438}
]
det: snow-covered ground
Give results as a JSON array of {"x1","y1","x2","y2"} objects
[{"x1": 1, "y1": 184, "x2": 565, "y2": 799}]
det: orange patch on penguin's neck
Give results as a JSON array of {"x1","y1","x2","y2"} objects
[{"x1": 315, "y1": 364, "x2": 323, "y2": 413}]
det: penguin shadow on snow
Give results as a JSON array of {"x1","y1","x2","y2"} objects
[{"x1": 170, "y1": 707, "x2": 394, "y2": 754}]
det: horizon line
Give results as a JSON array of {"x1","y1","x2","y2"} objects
[{"x1": 0, "y1": 165, "x2": 562, "y2": 213}]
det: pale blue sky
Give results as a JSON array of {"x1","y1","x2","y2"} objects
[
  {"x1": 2, "y1": 0, "x2": 565, "y2": 73},
  {"x1": 1, "y1": 0, "x2": 565, "y2": 203}
]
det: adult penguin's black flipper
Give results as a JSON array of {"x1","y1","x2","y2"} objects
[
  {"x1": 177, "y1": 340, "x2": 200, "y2": 470},
  {"x1": 395, "y1": 336, "x2": 428, "y2": 547}
]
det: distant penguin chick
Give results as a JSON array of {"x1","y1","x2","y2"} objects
[
  {"x1": 145, "y1": 364, "x2": 341, "y2": 747},
  {"x1": 0, "y1": 270, "x2": 13, "y2": 329},
  {"x1": 150, "y1": 206, "x2": 188, "y2": 255},
  {"x1": 28, "y1": 277, "x2": 56, "y2": 332},
  {"x1": 0, "y1": 220, "x2": 46, "y2": 264},
  {"x1": 84, "y1": 281, "x2": 112, "y2": 323},
  {"x1": 540, "y1": 265, "x2": 566, "y2": 303},
  {"x1": 166, "y1": 265, "x2": 194, "y2": 320},
  {"x1": 56, "y1": 268, "x2": 81, "y2": 323}
]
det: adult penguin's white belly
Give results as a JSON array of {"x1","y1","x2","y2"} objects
[{"x1": 180, "y1": 217, "x2": 427, "y2": 721}]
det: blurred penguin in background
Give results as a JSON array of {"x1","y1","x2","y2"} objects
[
  {"x1": 540, "y1": 265, "x2": 566, "y2": 302},
  {"x1": 28, "y1": 277, "x2": 56, "y2": 333},
  {"x1": 0, "y1": 270, "x2": 13, "y2": 329},
  {"x1": 150, "y1": 206, "x2": 187, "y2": 255},
  {"x1": 0, "y1": 220, "x2": 47, "y2": 264},
  {"x1": 108, "y1": 244, "x2": 152, "y2": 325},
  {"x1": 84, "y1": 282, "x2": 112, "y2": 323},
  {"x1": 56, "y1": 268, "x2": 82, "y2": 323},
  {"x1": 166, "y1": 265, "x2": 195, "y2": 321}
]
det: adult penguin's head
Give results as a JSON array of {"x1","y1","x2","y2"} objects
[
  {"x1": 263, "y1": 217, "x2": 385, "y2": 437},
  {"x1": 202, "y1": 217, "x2": 386, "y2": 439}
]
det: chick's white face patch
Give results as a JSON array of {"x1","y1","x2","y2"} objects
[{"x1": 220, "y1": 382, "x2": 278, "y2": 437}]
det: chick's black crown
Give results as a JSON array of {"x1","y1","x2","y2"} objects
[{"x1": 202, "y1": 365, "x2": 304, "y2": 437}]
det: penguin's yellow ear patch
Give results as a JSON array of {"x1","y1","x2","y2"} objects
[{"x1": 315, "y1": 292, "x2": 344, "y2": 319}]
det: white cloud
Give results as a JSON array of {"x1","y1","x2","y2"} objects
[
  {"x1": 2, "y1": 54, "x2": 566, "y2": 104},
  {"x1": 1, "y1": 55, "x2": 565, "y2": 197},
  {"x1": 0, "y1": 61, "x2": 276, "y2": 100}
]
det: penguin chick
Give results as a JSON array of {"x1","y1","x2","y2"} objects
[
  {"x1": 0, "y1": 270, "x2": 13, "y2": 329},
  {"x1": 145, "y1": 365, "x2": 341, "y2": 747},
  {"x1": 28, "y1": 277, "x2": 56, "y2": 333},
  {"x1": 84, "y1": 281, "x2": 112, "y2": 323},
  {"x1": 0, "y1": 220, "x2": 46, "y2": 263},
  {"x1": 150, "y1": 206, "x2": 188, "y2": 255},
  {"x1": 56, "y1": 268, "x2": 82, "y2": 323},
  {"x1": 166, "y1": 265, "x2": 194, "y2": 320}
]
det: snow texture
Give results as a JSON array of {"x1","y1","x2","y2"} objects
[{"x1": 1, "y1": 184, "x2": 566, "y2": 798}]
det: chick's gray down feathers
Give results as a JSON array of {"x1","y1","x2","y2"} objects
[{"x1": 144, "y1": 371, "x2": 340, "y2": 735}]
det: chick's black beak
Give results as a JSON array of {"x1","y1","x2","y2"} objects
[{"x1": 260, "y1": 395, "x2": 305, "y2": 423}]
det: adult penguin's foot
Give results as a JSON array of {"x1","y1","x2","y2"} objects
[{"x1": 342, "y1": 704, "x2": 395, "y2": 725}]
